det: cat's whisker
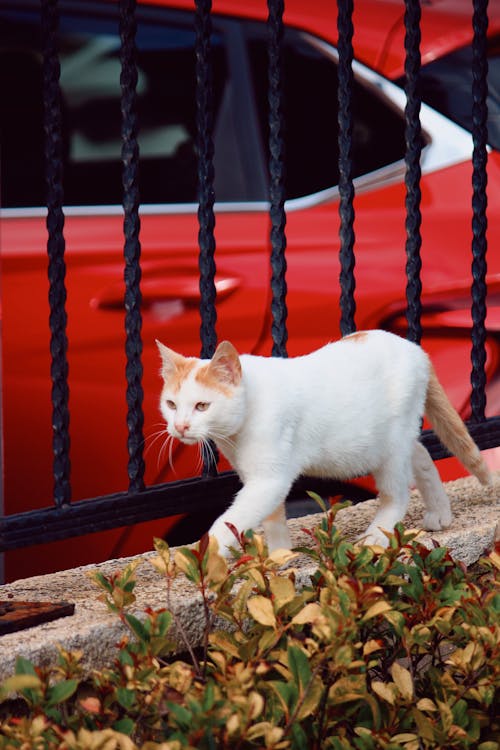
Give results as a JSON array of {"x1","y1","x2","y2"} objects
[
  {"x1": 143, "y1": 427, "x2": 169, "y2": 458},
  {"x1": 168, "y1": 435, "x2": 177, "y2": 474},
  {"x1": 158, "y1": 433, "x2": 176, "y2": 473},
  {"x1": 203, "y1": 438, "x2": 219, "y2": 470},
  {"x1": 209, "y1": 431, "x2": 237, "y2": 452},
  {"x1": 194, "y1": 441, "x2": 205, "y2": 475}
]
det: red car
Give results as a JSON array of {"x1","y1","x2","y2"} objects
[{"x1": 1, "y1": 0, "x2": 500, "y2": 580}]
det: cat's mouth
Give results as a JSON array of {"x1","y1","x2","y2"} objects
[{"x1": 176, "y1": 435, "x2": 199, "y2": 446}]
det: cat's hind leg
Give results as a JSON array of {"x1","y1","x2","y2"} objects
[
  {"x1": 262, "y1": 502, "x2": 291, "y2": 552},
  {"x1": 363, "y1": 454, "x2": 413, "y2": 546},
  {"x1": 412, "y1": 440, "x2": 452, "y2": 530}
]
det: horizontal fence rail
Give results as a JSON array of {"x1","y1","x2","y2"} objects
[{"x1": 0, "y1": 0, "x2": 497, "y2": 559}]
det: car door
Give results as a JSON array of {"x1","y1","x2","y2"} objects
[{"x1": 0, "y1": 0, "x2": 273, "y2": 577}]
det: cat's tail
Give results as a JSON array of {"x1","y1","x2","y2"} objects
[{"x1": 424, "y1": 363, "x2": 491, "y2": 485}]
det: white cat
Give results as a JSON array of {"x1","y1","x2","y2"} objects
[{"x1": 156, "y1": 330, "x2": 491, "y2": 554}]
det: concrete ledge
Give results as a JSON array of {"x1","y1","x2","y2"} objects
[{"x1": 0, "y1": 473, "x2": 498, "y2": 680}]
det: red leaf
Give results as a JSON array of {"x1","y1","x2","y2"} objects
[
  {"x1": 199, "y1": 532, "x2": 209, "y2": 558},
  {"x1": 224, "y1": 522, "x2": 241, "y2": 541}
]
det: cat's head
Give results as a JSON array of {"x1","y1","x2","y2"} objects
[{"x1": 156, "y1": 339, "x2": 245, "y2": 445}]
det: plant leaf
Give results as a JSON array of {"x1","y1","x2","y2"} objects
[
  {"x1": 247, "y1": 595, "x2": 276, "y2": 628},
  {"x1": 287, "y1": 644, "x2": 312, "y2": 696},
  {"x1": 361, "y1": 600, "x2": 392, "y2": 621},
  {"x1": 14, "y1": 656, "x2": 37, "y2": 676},
  {"x1": 391, "y1": 662, "x2": 414, "y2": 701},
  {"x1": 0, "y1": 675, "x2": 41, "y2": 696},
  {"x1": 124, "y1": 612, "x2": 149, "y2": 642},
  {"x1": 269, "y1": 576, "x2": 295, "y2": 610},
  {"x1": 291, "y1": 602, "x2": 322, "y2": 625},
  {"x1": 46, "y1": 679, "x2": 79, "y2": 707},
  {"x1": 371, "y1": 680, "x2": 395, "y2": 705}
]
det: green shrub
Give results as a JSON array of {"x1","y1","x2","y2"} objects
[{"x1": 0, "y1": 500, "x2": 499, "y2": 749}]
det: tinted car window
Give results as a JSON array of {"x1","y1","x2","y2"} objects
[
  {"x1": 0, "y1": 4, "x2": 230, "y2": 207},
  {"x1": 399, "y1": 36, "x2": 500, "y2": 151},
  {"x1": 1, "y1": 2, "x2": 407, "y2": 208},
  {"x1": 247, "y1": 31, "x2": 407, "y2": 200}
]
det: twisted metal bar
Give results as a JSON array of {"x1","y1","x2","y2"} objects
[
  {"x1": 41, "y1": 0, "x2": 71, "y2": 507},
  {"x1": 119, "y1": 0, "x2": 145, "y2": 491},
  {"x1": 470, "y1": 0, "x2": 489, "y2": 422},
  {"x1": 195, "y1": 0, "x2": 218, "y2": 476},
  {"x1": 267, "y1": 0, "x2": 288, "y2": 357},
  {"x1": 403, "y1": 0, "x2": 423, "y2": 345},
  {"x1": 195, "y1": 0, "x2": 218, "y2": 362},
  {"x1": 337, "y1": 0, "x2": 356, "y2": 336}
]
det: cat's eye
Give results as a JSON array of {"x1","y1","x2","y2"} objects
[
  {"x1": 165, "y1": 399, "x2": 176, "y2": 411},
  {"x1": 195, "y1": 402, "x2": 210, "y2": 412}
]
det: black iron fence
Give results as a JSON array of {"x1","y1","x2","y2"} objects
[{"x1": 1, "y1": 0, "x2": 499, "y2": 557}]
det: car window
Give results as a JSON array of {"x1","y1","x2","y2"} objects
[
  {"x1": 1, "y1": 2, "x2": 407, "y2": 209},
  {"x1": 0, "y1": 3, "x2": 233, "y2": 207},
  {"x1": 246, "y1": 29, "x2": 407, "y2": 200},
  {"x1": 398, "y1": 36, "x2": 500, "y2": 151}
]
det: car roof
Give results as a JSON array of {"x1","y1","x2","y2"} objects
[{"x1": 142, "y1": 0, "x2": 500, "y2": 79}]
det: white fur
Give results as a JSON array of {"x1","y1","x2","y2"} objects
[{"x1": 157, "y1": 331, "x2": 459, "y2": 554}]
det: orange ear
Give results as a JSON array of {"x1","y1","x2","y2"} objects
[{"x1": 208, "y1": 341, "x2": 242, "y2": 386}]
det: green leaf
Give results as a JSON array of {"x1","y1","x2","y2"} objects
[
  {"x1": 15, "y1": 656, "x2": 37, "y2": 676},
  {"x1": 167, "y1": 701, "x2": 193, "y2": 731},
  {"x1": 119, "y1": 648, "x2": 134, "y2": 666},
  {"x1": 383, "y1": 609, "x2": 406, "y2": 636},
  {"x1": 46, "y1": 679, "x2": 78, "y2": 707},
  {"x1": 268, "y1": 680, "x2": 297, "y2": 715},
  {"x1": 306, "y1": 491, "x2": 327, "y2": 512},
  {"x1": 116, "y1": 686, "x2": 136, "y2": 710},
  {"x1": 124, "y1": 612, "x2": 150, "y2": 643},
  {"x1": 154, "y1": 536, "x2": 170, "y2": 554},
  {"x1": 175, "y1": 547, "x2": 201, "y2": 584},
  {"x1": 202, "y1": 681, "x2": 215, "y2": 712},
  {"x1": 157, "y1": 609, "x2": 173, "y2": 636},
  {"x1": 113, "y1": 716, "x2": 135, "y2": 736},
  {"x1": 296, "y1": 675, "x2": 323, "y2": 721},
  {"x1": 91, "y1": 570, "x2": 113, "y2": 593},
  {"x1": 287, "y1": 644, "x2": 311, "y2": 695},
  {"x1": 452, "y1": 698, "x2": 469, "y2": 726},
  {"x1": 291, "y1": 722, "x2": 309, "y2": 750}
]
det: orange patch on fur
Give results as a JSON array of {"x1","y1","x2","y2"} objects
[
  {"x1": 344, "y1": 331, "x2": 368, "y2": 342},
  {"x1": 195, "y1": 364, "x2": 233, "y2": 396},
  {"x1": 168, "y1": 358, "x2": 198, "y2": 392}
]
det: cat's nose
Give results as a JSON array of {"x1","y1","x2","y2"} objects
[{"x1": 174, "y1": 421, "x2": 190, "y2": 436}]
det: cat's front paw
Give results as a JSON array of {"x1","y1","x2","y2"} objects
[
  {"x1": 209, "y1": 518, "x2": 242, "y2": 558},
  {"x1": 358, "y1": 525, "x2": 391, "y2": 548}
]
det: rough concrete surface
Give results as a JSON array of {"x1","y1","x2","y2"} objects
[{"x1": 0, "y1": 472, "x2": 498, "y2": 680}]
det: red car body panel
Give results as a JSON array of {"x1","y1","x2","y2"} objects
[{"x1": 2, "y1": 0, "x2": 500, "y2": 580}]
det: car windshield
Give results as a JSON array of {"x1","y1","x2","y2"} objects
[{"x1": 397, "y1": 36, "x2": 500, "y2": 151}]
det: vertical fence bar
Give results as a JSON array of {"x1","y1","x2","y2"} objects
[
  {"x1": 42, "y1": 0, "x2": 71, "y2": 507},
  {"x1": 195, "y1": 0, "x2": 218, "y2": 475},
  {"x1": 403, "y1": 0, "x2": 423, "y2": 345},
  {"x1": 470, "y1": 0, "x2": 489, "y2": 422},
  {"x1": 337, "y1": 0, "x2": 356, "y2": 336},
  {"x1": 267, "y1": 0, "x2": 288, "y2": 357},
  {"x1": 195, "y1": 0, "x2": 218, "y2": 361},
  {"x1": 119, "y1": 0, "x2": 145, "y2": 492}
]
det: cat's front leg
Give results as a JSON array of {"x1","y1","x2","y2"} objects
[
  {"x1": 208, "y1": 478, "x2": 292, "y2": 556},
  {"x1": 262, "y1": 502, "x2": 291, "y2": 552}
]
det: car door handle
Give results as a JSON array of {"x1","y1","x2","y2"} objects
[{"x1": 91, "y1": 274, "x2": 240, "y2": 311}]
